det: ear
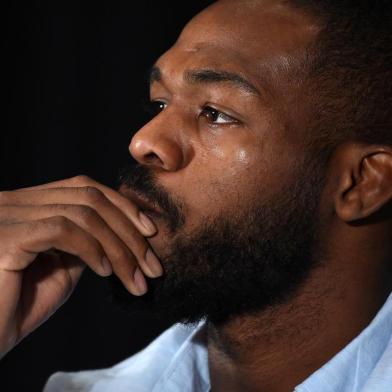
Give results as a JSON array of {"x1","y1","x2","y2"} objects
[{"x1": 334, "y1": 143, "x2": 392, "y2": 222}]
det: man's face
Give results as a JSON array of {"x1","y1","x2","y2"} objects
[{"x1": 113, "y1": 0, "x2": 327, "y2": 324}]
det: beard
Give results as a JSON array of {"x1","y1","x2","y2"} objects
[{"x1": 109, "y1": 154, "x2": 328, "y2": 326}]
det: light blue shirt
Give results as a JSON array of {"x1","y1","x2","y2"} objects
[{"x1": 44, "y1": 292, "x2": 392, "y2": 391}]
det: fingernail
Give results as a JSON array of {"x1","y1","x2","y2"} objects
[
  {"x1": 139, "y1": 212, "x2": 157, "y2": 236},
  {"x1": 145, "y1": 249, "x2": 163, "y2": 277},
  {"x1": 133, "y1": 268, "x2": 148, "y2": 295},
  {"x1": 101, "y1": 256, "x2": 113, "y2": 276}
]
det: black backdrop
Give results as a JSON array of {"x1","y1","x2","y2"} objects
[{"x1": 1, "y1": 1, "x2": 213, "y2": 391}]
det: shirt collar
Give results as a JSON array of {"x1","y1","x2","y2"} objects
[
  {"x1": 154, "y1": 292, "x2": 392, "y2": 392},
  {"x1": 295, "y1": 291, "x2": 392, "y2": 392},
  {"x1": 153, "y1": 321, "x2": 211, "y2": 392}
]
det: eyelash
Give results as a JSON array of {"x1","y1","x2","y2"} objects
[{"x1": 145, "y1": 100, "x2": 239, "y2": 125}]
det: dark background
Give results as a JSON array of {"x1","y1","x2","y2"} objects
[{"x1": 1, "y1": 1, "x2": 213, "y2": 391}]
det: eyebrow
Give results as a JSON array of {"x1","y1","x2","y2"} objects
[{"x1": 148, "y1": 65, "x2": 261, "y2": 97}]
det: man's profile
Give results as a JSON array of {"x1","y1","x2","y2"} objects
[{"x1": 1, "y1": 0, "x2": 392, "y2": 391}]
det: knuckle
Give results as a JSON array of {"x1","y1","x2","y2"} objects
[
  {"x1": 70, "y1": 175, "x2": 93, "y2": 186},
  {"x1": 74, "y1": 205, "x2": 97, "y2": 226},
  {"x1": 45, "y1": 216, "x2": 72, "y2": 235},
  {"x1": 81, "y1": 186, "x2": 105, "y2": 205}
]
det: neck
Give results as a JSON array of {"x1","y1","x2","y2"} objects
[{"x1": 207, "y1": 229, "x2": 392, "y2": 392}]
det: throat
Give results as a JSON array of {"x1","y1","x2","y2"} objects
[
  {"x1": 206, "y1": 261, "x2": 392, "y2": 392},
  {"x1": 207, "y1": 302, "x2": 323, "y2": 392}
]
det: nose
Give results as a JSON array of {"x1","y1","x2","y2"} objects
[{"x1": 129, "y1": 117, "x2": 186, "y2": 172}]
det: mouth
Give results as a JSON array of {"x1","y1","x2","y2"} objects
[{"x1": 119, "y1": 184, "x2": 163, "y2": 218}]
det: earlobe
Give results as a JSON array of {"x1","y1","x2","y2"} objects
[{"x1": 335, "y1": 145, "x2": 392, "y2": 223}]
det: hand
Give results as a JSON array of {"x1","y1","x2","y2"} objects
[{"x1": 0, "y1": 175, "x2": 162, "y2": 358}]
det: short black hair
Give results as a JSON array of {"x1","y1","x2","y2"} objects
[{"x1": 290, "y1": 0, "x2": 392, "y2": 149}]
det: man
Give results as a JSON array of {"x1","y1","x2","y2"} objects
[{"x1": 1, "y1": 0, "x2": 391, "y2": 390}]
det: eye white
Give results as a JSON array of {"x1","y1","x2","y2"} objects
[{"x1": 214, "y1": 112, "x2": 234, "y2": 124}]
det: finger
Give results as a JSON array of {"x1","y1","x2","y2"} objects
[
  {"x1": 0, "y1": 188, "x2": 163, "y2": 278},
  {"x1": 12, "y1": 175, "x2": 157, "y2": 237},
  {"x1": 0, "y1": 217, "x2": 111, "y2": 278},
  {"x1": 0, "y1": 204, "x2": 162, "y2": 280},
  {"x1": 18, "y1": 252, "x2": 85, "y2": 339},
  {"x1": 0, "y1": 216, "x2": 147, "y2": 295}
]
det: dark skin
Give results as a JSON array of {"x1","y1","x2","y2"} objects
[
  {"x1": 1, "y1": 1, "x2": 392, "y2": 391},
  {"x1": 207, "y1": 142, "x2": 392, "y2": 392},
  {"x1": 132, "y1": 1, "x2": 392, "y2": 391}
]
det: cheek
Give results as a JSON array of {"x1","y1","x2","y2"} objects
[{"x1": 180, "y1": 138, "x2": 263, "y2": 223}]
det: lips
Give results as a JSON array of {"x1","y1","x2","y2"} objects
[{"x1": 119, "y1": 184, "x2": 162, "y2": 216}]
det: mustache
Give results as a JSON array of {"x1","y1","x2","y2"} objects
[{"x1": 118, "y1": 162, "x2": 185, "y2": 232}]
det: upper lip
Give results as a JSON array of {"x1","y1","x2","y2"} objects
[{"x1": 119, "y1": 185, "x2": 162, "y2": 215}]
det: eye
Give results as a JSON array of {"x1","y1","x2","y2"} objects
[
  {"x1": 200, "y1": 106, "x2": 238, "y2": 125},
  {"x1": 143, "y1": 100, "x2": 167, "y2": 117}
]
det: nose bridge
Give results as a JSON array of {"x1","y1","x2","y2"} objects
[
  {"x1": 130, "y1": 46, "x2": 199, "y2": 171},
  {"x1": 129, "y1": 106, "x2": 191, "y2": 172}
]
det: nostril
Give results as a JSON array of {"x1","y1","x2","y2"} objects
[{"x1": 145, "y1": 152, "x2": 164, "y2": 167}]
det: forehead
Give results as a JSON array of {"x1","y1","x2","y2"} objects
[{"x1": 155, "y1": 0, "x2": 320, "y2": 86}]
